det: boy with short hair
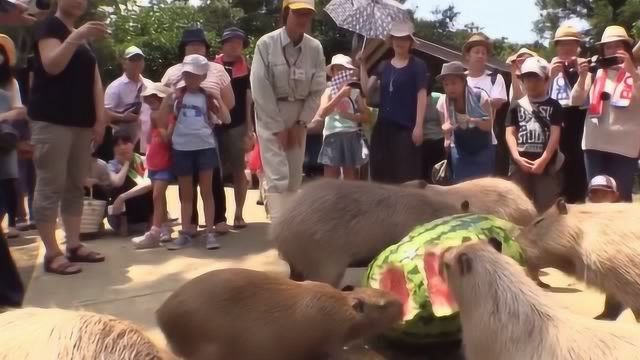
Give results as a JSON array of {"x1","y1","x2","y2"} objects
[{"x1": 505, "y1": 57, "x2": 564, "y2": 212}]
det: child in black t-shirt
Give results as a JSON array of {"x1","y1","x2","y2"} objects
[{"x1": 505, "y1": 57, "x2": 564, "y2": 212}]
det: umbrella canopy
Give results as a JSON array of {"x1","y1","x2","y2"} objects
[{"x1": 325, "y1": 0, "x2": 410, "y2": 40}]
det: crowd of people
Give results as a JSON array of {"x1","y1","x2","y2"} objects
[{"x1": 0, "y1": 0, "x2": 639, "y2": 279}]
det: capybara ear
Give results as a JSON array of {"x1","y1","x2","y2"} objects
[
  {"x1": 460, "y1": 200, "x2": 470, "y2": 213},
  {"x1": 351, "y1": 297, "x2": 366, "y2": 314},
  {"x1": 402, "y1": 180, "x2": 428, "y2": 189},
  {"x1": 555, "y1": 198, "x2": 568, "y2": 215},
  {"x1": 487, "y1": 237, "x2": 502, "y2": 253},
  {"x1": 342, "y1": 285, "x2": 355, "y2": 292},
  {"x1": 457, "y1": 253, "x2": 473, "y2": 276}
]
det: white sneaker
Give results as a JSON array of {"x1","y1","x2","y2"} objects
[
  {"x1": 167, "y1": 232, "x2": 192, "y2": 251},
  {"x1": 160, "y1": 225, "x2": 173, "y2": 243},
  {"x1": 132, "y1": 231, "x2": 161, "y2": 250},
  {"x1": 205, "y1": 232, "x2": 220, "y2": 250}
]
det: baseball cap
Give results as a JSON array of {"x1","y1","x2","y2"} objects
[
  {"x1": 589, "y1": 175, "x2": 617, "y2": 192},
  {"x1": 283, "y1": 0, "x2": 315, "y2": 11},
  {"x1": 123, "y1": 46, "x2": 144, "y2": 59},
  {"x1": 141, "y1": 82, "x2": 171, "y2": 98},
  {"x1": 182, "y1": 54, "x2": 209, "y2": 76},
  {"x1": 520, "y1": 56, "x2": 550, "y2": 78}
]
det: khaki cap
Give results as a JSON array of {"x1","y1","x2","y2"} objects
[
  {"x1": 463, "y1": 33, "x2": 492, "y2": 54},
  {"x1": 597, "y1": 25, "x2": 633, "y2": 45},
  {"x1": 554, "y1": 25, "x2": 582, "y2": 43},
  {"x1": 283, "y1": 0, "x2": 315, "y2": 11}
]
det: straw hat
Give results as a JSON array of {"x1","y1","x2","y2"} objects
[
  {"x1": 597, "y1": 25, "x2": 633, "y2": 45},
  {"x1": 554, "y1": 25, "x2": 582, "y2": 43},
  {"x1": 283, "y1": 0, "x2": 315, "y2": 11},
  {"x1": 463, "y1": 33, "x2": 492, "y2": 54},
  {"x1": 326, "y1": 54, "x2": 356, "y2": 74},
  {"x1": 0, "y1": 35, "x2": 16, "y2": 67},
  {"x1": 506, "y1": 48, "x2": 538, "y2": 64},
  {"x1": 436, "y1": 61, "x2": 467, "y2": 82}
]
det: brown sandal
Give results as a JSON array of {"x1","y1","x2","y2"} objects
[
  {"x1": 44, "y1": 254, "x2": 82, "y2": 275},
  {"x1": 66, "y1": 245, "x2": 106, "y2": 263}
]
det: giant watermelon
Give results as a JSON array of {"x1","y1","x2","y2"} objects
[{"x1": 364, "y1": 214, "x2": 524, "y2": 345}]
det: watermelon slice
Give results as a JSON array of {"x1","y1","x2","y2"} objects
[
  {"x1": 379, "y1": 265, "x2": 411, "y2": 319},
  {"x1": 423, "y1": 250, "x2": 458, "y2": 317}
]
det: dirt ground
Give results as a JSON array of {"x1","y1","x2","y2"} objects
[{"x1": 6, "y1": 185, "x2": 638, "y2": 360}]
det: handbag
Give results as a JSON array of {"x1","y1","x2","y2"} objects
[{"x1": 0, "y1": 121, "x2": 17, "y2": 154}]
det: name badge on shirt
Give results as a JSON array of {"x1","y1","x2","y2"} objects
[{"x1": 291, "y1": 68, "x2": 306, "y2": 80}]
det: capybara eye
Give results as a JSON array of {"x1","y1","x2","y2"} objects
[{"x1": 533, "y1": 217, "x2": 545, "y2": 226}]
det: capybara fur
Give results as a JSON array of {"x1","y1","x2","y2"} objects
[
  {"x1": 272, "y1": 177, "x2": 536, "y2": 287},
  {"x1": 0, "y1": 307, "x2": 174, "y2": 360},
  {"x1": 403, "y1": 177, "x2": 538, "y2": 226},
  {"x1": 438, "y1": 241, "x2": 640, "y2": 360},
  {"x1": 516, "y1": 199, "x2": 640, "y2": 320},
  {"x1": 156, "y1": 268, "x2": 403, "y2": 360}
]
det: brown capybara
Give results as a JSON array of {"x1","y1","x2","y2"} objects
[
  {"x1": 0, "y1": 307, "x2": 174, "y2": 360},
  {"x1": 433, "y1": 241, "x2": 640, "y2": 360},
  {"x1": 155, "y1": 268, "x2": 403, "y2": 360},
  {"x1": 516, "y1": 198, "x2": 640, "y2": 320},
  {"x1": 272, "y1": 177, "x2": 536, "y2": 287}
]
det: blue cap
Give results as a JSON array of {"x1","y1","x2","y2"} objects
[{"x1": 221, "y1": 27, "x2": 249, "y2": 48}]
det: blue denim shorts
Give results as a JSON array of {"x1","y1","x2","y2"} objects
[
  {"x1": 172, "y1": 148, "x2": 219, "y2": 177},
  {"x1": 148, "y1": 169, "x2": 175, "y2": 182}
]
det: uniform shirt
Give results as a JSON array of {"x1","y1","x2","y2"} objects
[
  {"x1": 104, "y1": 74, "x2": 152, "y2": 151},
  {"x1": 250, "y1": 27, "x2": 327, "y2": 134},
  {"x1": 29, "y1": 16, "x2": 96, "y2": 127}
]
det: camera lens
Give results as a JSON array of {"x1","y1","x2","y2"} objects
[{"x1": 601, "y1": 92, "x2": 611, "y2": 101}]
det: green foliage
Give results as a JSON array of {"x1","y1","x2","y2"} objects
[{"x1": 535, "y1": 0, "x2": 640, "y2": 44}]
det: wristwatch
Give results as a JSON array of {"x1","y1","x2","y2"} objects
[{"x1": 294, "y1": 120, "x2": 307, "y2": 128}]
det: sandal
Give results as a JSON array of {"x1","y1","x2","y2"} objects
[
  {"x1": 66, "y1": 245, "x2": 106, "y2": 263},
  {"x1": 44, "y1": 254, "x2": 82, "y2": 275},
  {"x1": 233, "y1": 218, "x2": 248, "y2": 229}
]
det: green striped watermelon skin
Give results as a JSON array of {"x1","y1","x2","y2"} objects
[{"x1": 364, "y1": 214, "x2": 524, "y2": 345}]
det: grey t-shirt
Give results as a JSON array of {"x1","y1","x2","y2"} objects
[
  {"x1": 171, "y1": 92, "x2": 217, "y2": 151},
  {"x1": 423, "y1": 92, "x2": 444, "y2": 140}
]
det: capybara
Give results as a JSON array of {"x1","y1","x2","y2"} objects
[
  {"x1": 516, "y1": 198, "x2": 640, "y2": 320},
  {"x1": 0, "y1": 307, "x2": 174, "y2": 360},
  {"x1": 433, "y1": 241, "x2": 640, "y2": 360},
  {"x1": 272, "y1": 177, "x2": 536, "y2": 287},
  {"x1": 155, "y1": 268, "x2": 403, "y2": 360}
]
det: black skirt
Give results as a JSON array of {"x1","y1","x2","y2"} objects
[{"x1": 370, "y1": 121, "x2": 422, "y2": 184}]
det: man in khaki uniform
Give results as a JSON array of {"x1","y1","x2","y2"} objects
[{"x1": 251, "y1": 0, "x2": 326, "y2": 221}]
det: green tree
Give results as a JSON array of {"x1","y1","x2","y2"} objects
[{"x1": 534, "y1": 0, "x2": 640, "y2": 43}]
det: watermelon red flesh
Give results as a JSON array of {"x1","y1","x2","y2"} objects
[
  {"x1": 379, "y1": 265, "x2": 410, "y2": 319},
  {"x1": 424, "y1": 251, "x2": 458, "y2": 317}
]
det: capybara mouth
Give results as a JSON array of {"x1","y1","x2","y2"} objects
[{"x1": 424, "y1": 250, "x2": 458, "y2": 317}]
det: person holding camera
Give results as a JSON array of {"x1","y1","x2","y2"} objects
[
  {"x1": 571, "y1": 26, "x2": 640, "y2": 203},
  {"x1": 28, "y1": 0, "x2": 109, "y2": 275},
  {"x1": 311, "y1": 54, "x2": 370, "y2": 180},
  {"x1": 548, "y1": 25, "x2": 588, "y2": 204}
]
